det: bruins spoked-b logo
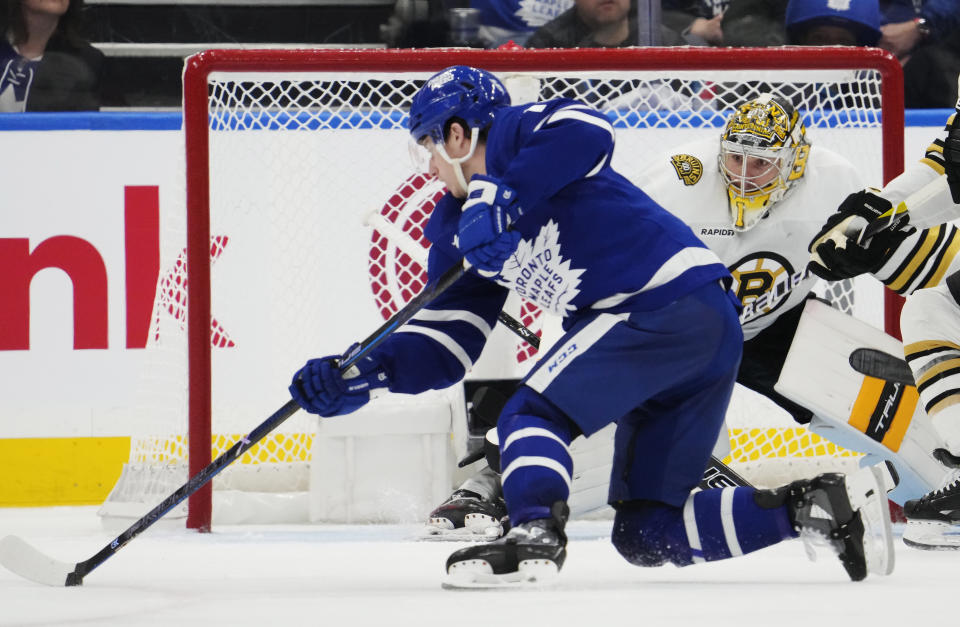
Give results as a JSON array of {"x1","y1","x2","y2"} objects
[
  {"x1": 729, "y1": 251, "x2": 800, "y2": 322},
  {"x1": 670, "y1": 154, "x2": 703, "y2": 186}
]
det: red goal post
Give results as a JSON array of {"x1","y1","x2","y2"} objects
[{"x1": 173, "y1": 47, "x2": 905, "y2": 530}]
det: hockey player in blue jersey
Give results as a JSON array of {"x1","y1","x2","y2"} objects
[{"x1": 289, "y1": 65, "x2": 893, "y2": 586}]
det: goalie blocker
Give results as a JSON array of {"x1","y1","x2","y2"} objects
[{"x1": 775, "y1": 298, "x2": 948, "y2": 504}]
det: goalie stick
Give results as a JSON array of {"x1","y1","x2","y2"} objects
[
  {"x1": 849, "y1": 347, "x2": 915, "y2": 386},
  {"x1": 0, "y1": 262, "x2": 467, "y2": 587},
  {"x1": 859, "y1": 176, "x2": 952, "y2": 243}
]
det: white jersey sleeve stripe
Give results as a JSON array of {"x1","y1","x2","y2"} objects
[
  {"x1": 591, "y1": 247, "x2": 724, "y2": 310},
  {"x1": 720, "y1": 487, "x2": 743, "y2": 557},
  {"x1": 543, "y1": 108, "x2": 614, "y2": 137},
  {"x1": 501, "y1": 456, "x2": 572, "y2": 490},
  {"x1": 526, "y1": 312, "x2": 626, "y2": 393},
  {"x1": 502, "y1": 426, "x2": 570, "y2": 452},
  {"x1": 407, "y1": 308, "x2": 493, "y2": 337},
  {"x1": 683, "y1": 493, "x2": 706, "y2": 564},
  {"x1": 394, "y1": 325, "x2": 473, "y2": 371},
  {"x1": 584, "y1": 153, "x2": 609, "y2": 178}
]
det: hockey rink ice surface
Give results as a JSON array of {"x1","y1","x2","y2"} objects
[{"x1": 0, "y1": 507, "x2": 952, "y2": 627}]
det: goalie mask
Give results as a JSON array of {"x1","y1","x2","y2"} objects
[{"x1": 719, "y1": 95, "x2": 810, "y2": 232}]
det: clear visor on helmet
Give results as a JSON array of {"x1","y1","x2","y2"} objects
[
  {"x1": 406, "y1": 128, "x2": 478, "y2": 196},
  {"x1": 408, "y1": 135, "x2": 435, "y2": 173},
  {"x1": 719, "y1": 140, "x2": 793, "y2": 231}
]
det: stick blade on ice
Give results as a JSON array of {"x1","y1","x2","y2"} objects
[{"x1": 0, "y1": 536, "x2": 75, "y2": 587}]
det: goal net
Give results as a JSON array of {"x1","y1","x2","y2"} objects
[{"x1": 101, "y1": 47, "x2": 905, "y2": 530}]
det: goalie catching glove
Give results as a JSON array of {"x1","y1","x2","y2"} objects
[
  {"x1": 457, "y1": 175, "x2": 523, "y2": 274},
  {"x1": 808, "y1": 189, "x2": 913, "y2": 281},
  {"x1": 289, "y1": 345, "x2": 389, "y2": 416}
]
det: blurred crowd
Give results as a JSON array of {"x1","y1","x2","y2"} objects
[
  {"x1": 387, "y1": 0, "x2": 960, "y2": 108},
  {"x1": 1, "y1": 0, "x2": 958, "y2": 111}
]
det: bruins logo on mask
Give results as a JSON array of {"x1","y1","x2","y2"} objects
[{"x1": 670, "y1": 154, "x2": 703, "y2": 186}]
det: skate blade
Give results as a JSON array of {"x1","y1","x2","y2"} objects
[
  {"x1": 419, "y1": 517, "x2": 503, "y2": 542},
  {"x1": 418, "y1": 526, "x2": 501, "y2": 542},
  {"x1": 463, "y1": 513, "x2": 503, "y2": 534},
  {"x1": 442, "y1": 560, "x2": 559, "y2": 589},
  {"x1": 903, "y1": 520, "x2": 960, "y2": 551},
  {"x1": 845, "y1": 464, "x2": 896, "y2": 576},
  {"x1": 420, "y1": 512, "x2": 503, "y2": 542}
]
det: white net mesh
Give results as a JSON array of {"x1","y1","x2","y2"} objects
[{"x1": 103, "y1": 51, "x2": 899, "y2": 523}]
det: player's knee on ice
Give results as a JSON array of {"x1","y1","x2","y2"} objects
[
  {"x1": 611, "y1": 500, "x2": 692, "y2": 567},
  {"x1": 611, "y1": 489, "x2": 797, "y2": 568}
]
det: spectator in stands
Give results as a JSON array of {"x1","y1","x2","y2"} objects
[
  {"x1": 721, "y1": 0, "x2": 785, "y2": 46},
  {"x1": 470, "y1": 0, "x2": 574, "y2": 47},
  {"x1": 722, "y1": 0, "x2": 960, "y2": 108},
  {"x1": 879, "y1": 0, "x2": 960, "y2": 60},
  {"x1": 663, "y1": 0, "x2": 725, "y2": 46},
  {"x1": 899, "y1": 34, "x2": 960, "y2": 108},
  {"x1": 785, "y1": 0, "x2": 881, "y2": 46},
  {"x1": 525, "y1": 0, "x2": 636, "y2": 47},
  {"x1": 723, "y1": 0, "x2": 881, "y2": 47},
  {"x1": 0, "y1": 0, "x2": 105, "y2": 111},
  {"x1": 526, "y1": 0, "x2": 722, "y2": 48},
  {"x1": 879, "y1": 1, "x2": 960, "y2": 108}
]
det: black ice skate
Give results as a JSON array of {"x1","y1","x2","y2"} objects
[
  {"x1": 443, "y1": 502, "x2": 568, "y2": 588},
  {"x1": 423, "y1": 490, "x2": 508, "y2": 541},
  {"x1": 903, "y1": 448, "x2": 960, "y2": 551},
  {"x1": 760, "y1": 465, "x2": 894, "y2": 581}
]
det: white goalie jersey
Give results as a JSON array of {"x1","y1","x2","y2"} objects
[{"x1": 632, "y1": 137, "x2": 863, "y2": 340}]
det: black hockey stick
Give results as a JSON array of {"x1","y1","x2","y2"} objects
[
  {"x1": 849, "y1": 347, "x2": 915, "y2": 386},
  {"x1": 0, "y1": 263, "x2": 467, "y2": 587},
  {"x1": 700, "y1": 456, "x2": 751, "y2": 489},
  {"x1": 497, "y1": 311, "x2": 542, "y2": 348}
]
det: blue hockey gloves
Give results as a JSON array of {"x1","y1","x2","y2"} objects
[
  {"x1": 457, "y1": 175, "x2": 523, "y2": 274},
  {"x1": 289, "y1": 347, "x2": 389, "y2": 417}
]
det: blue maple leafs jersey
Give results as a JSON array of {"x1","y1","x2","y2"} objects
[
  {"x1": 373, "y1": 98, "x2": 731, "y2": 394},
  {"x1": 470, "y1": 0, "x2": 571, "y2": 35}
]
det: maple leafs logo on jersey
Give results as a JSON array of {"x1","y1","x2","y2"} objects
[
  {"x1": 670, "y1": 154, "x2": 703, "y2": 186},
  {"x1": 496, "y1": 220, "x2": 584, "y2": 316},
  {"x1": 425, "y1": 68, "x2": 457, "y2": 90},
  {"x1": 515, "y1": 0, "x2": 572, "y2": 28}
]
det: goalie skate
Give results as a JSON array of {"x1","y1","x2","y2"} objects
[
  {"x1": 422, "y1": 490, "x2": 507, "y2": 541},
  {"x1": 903, "y1": 449, "x2": 960, "y2": 550},
  {"x1": 442, "y1": 502, "x2": 567, "y2": 589},
  {"x1": 782, "y1": 464, "x2": 894, "y2": 581}
]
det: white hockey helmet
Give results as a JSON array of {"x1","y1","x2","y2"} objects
[{"x1": 719, "y1": 94, "x2": 810, "y2": 231}]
